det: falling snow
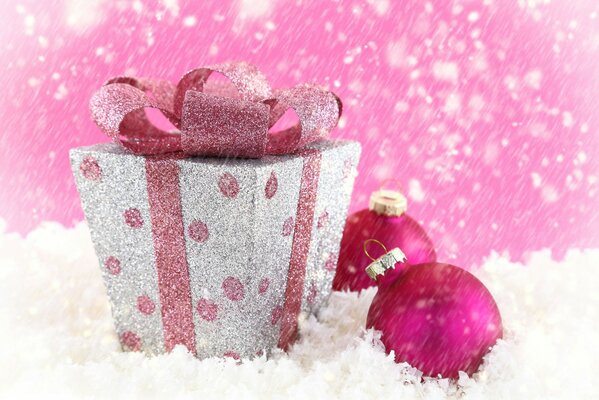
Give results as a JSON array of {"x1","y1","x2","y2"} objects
[{"x1": 0, "y1": 0, "x2": 598, "y2": 271}]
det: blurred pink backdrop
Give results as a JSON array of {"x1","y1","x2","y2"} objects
[{"x1": 1, "y1": 0, "x2": 598, "y2": 267}]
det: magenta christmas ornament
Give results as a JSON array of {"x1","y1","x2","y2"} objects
[
  {"x1": 333, "y1": 183, "x2": 436, "y2": 291},
  {"x1": 364, "y1": 240, "x2": 503, "y2": 378}
]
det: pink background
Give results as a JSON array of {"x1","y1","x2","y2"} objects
[{"x1": 1, "y1": 0, "x2": 598, "y2": 267}]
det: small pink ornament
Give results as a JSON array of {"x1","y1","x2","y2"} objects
[
  {"x1": 364, "y1": 240, "x2": 503, "y2": 378},
  {"x1": 333, "y1": 182, "x2": 436, "y2": 291}
]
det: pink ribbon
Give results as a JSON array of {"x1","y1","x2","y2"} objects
[
  {"x1": 90, "y1": 61, "x2": 342, "y2": 158},
  {"x1": 278, "y1": 148, "x2": 322, "y2": 351}
]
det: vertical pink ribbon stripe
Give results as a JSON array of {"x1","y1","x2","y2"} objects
[
  {"x1": 145, "y1": 156, "x2": 196, "y2": 354},
  {"x1": 278, "y1": 148, "x2": 322, "y2": 350},
  {"x1": 144, "y1": 149, "x2": 321, "y2": 354}
]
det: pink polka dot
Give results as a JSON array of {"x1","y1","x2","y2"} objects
[
  {"x1": 282, "y1": 216, "x2": 294, "y2": 236},
  {"x1": 317, "y1": 210, "x2": 329, "y2": 229},
  {"x1": 137, "y1": 295, "x2": 155, "y2": 315},
  {"x1": 307, "y1": 281, "x2": 317, "y2": 305},
  {"x1": 188, "y1": 219, "x2": 209, "y2": 243},
  {"x1": 258, "y1": 278, "x2": 270, "y2": 295},
  {"x1": 197, "y1": 298, "x2": 218, "y2": 321},
  {"x1": 120, "y1": 331, "x2": 142, "y2": 352},
  {"x1": 325, "y1": 253, "x2": 337, "y2": 272},
  {"x1": 218, "y1": 172, "x2": 240, "y2": 198},
  {"x1": 271, "y1": 305, "x2": 283, "y2": 325},
  {"x1": 124, "y1": 208, "x2": 144, "y2": 228},
  {"x1": 104, "y1": 256, "x2": 121, "y2": 275},
  {"x1": 222, "y1": 276, "x2": 245, "y2": 301},
  {"x1": 265, "y1": 171, "x2": 278, "y2": 199},
  {"x1": 224, "y1": 351, "x2": 241, "y2": 361},
  {"x1": 80, "y1": 156, "x2": 102, "y2": 181},
  {"x1": 255, "y1": 349, "x2": 264, "y2": 357}
]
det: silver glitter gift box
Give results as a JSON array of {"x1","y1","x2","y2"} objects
[{"x1": 70, "y1": 139, "x2": 360, "y2": 359}]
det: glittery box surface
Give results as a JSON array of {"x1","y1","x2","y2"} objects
[{"x1": 70, "y1": 139, "x2": 361, "y2": 359}]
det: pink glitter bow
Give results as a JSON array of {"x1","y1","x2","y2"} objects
[{"x1": 90, "y1": 61, "x2": 342, "y2": 158}]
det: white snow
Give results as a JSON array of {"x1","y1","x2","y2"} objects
[
  {"x1": 541, "y1": 185, "x2": 559, "y2": 203},
  {"x1": 408, "y1": 179, "x2": 426, "y2": 202},
  {"x1": 183, "y1": 16, "x2": 197, "y2": 27},
  {"x1": 53, "y1": 83, "x2": 68, "y2": 100},
  {"x1": 366, "y1": 0, "x2": 390, "y2": 16},
  {"x1": 65, "y1": 0, "x2": 106, "y2": 31},
  {"x1": 562, "y1": 111, "x2": 574, "y2": 128},
  {"x1": 467, "y1": 12, "x2": 480, "y2": 22},
  {"x1": 524, "y1": 69, "x2": 542, "y2": 90},
  {"x1": 24, "y1": 14, "x2": 35, "y2": 35},
  {"x1": 160, "y1": 0, "x2": 180, "y2": 17},
  {"x1": 386, "y1": 39, "x2": 408, "y2": 68},
  {"x1": 0, "y1": 223, "x2": 598, "y2": 399},
  {"x1": 238, "y1": 0, "x2": 273, "y2": 19},
  {"x1": 132, "y1": 0, "x2": 143, "y2": 14},
  {"x1": 432, "y1": 61, "x2": 459, "y2": 83},
  {"x1": 443, "y1": 93, "x2": 462, "y2": 114}
]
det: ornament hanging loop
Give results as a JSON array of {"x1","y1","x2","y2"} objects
[
  {"x1": 378, "y1": 178, "x2": 405, "y2": 193},
  {"x1": 363, "y1": 239, "x2": 407, "y2": 281},
  {"x1": 363, "y1": 238, "x2": 388, "y2": 262}
]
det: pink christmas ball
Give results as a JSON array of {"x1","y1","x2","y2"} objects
[
  {"x1": 366, "y1": 262, "x2": 503, "y2": 378},
  {"x1": 333, "y1": 209, "x2": 436, "y2": 291}
]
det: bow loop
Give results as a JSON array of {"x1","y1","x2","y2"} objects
[
  {"x1": 174, "y1": 62, "x2": 272, "y2": 117},
  {"x1": 266, "y1": 85, "x2": 342, "y2": 154},
  {"x1": 90, "y1": 61, "x2": 341, "y2": 158}
]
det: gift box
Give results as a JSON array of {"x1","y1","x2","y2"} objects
[{"x1": 70, "y1": 62, "x2": 361, "y2": 358}]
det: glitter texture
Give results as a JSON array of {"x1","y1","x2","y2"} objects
[
  {"x1": 188, "y1": 220, "x2": 209, "y2": 243},
  {"x1": 278, "y1": 148, "x2": 321, "y2": 350},
  {"x1": 258, "y1": 278, "x2": 270, "y2": 294},
  {"x1": 89, "y1": 62, "x2": 342, "y2": 158},
  {"x1": 271, "y1": 305, "x2": 283, "y2": 325},
  {"x1": 70, "y1": 139, "x2": 360, "y2": 359},
  {"x1": 282, "y1": 217, "x2": 294, "y2": 237},
  {"x1": 325, "y1": 253, "x2": 337, "y2": 272},
  {"x1": 317, "y1": 211, "x2": 329, "y2": 229},
  {"x1": 120, "y1": 331, "x2": 142, "y2": 352},
  {"x1": 145, "y1": 157, "x2": 196, "y2": 354},
  {"x1": 265, "y1": 171, "x2": 278, "y2": 199},
  {"x1": 79, "y1": 156, "x2": 102, "y2": 181},
  {"x1": 222, "y1": 277, "x2": 245, "y2": 301},
  {"x1": 123, "y1": 208, "x2": 144, "y2": 228},
  {"x1": 181, "y1": 90, "x2": 270, "y2": 158},
  {"x1": 104, "y1": 256, "x2": 121, "y2": 275},
  {"x1": 218, "y1": 172, "x2": 240, "y2": 199},
  {"x1": 196, "y1": 299, "x2": 218, "y2": 322},
  {"x1": 137, "y1": 295, "x2": 156, "y2": 315}
]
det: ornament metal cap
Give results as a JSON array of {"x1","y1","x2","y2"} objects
[
  {"x1": 363, "y1": 239, "x2": 406, "y2": 281},
  {"x1": 369, "y1": 180, "x2": 407, "y2": 217}
]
